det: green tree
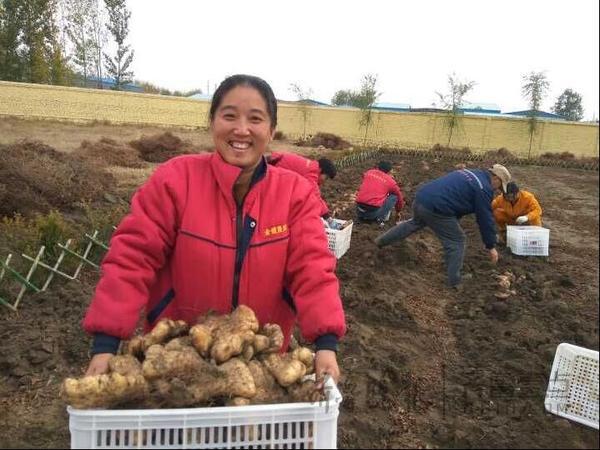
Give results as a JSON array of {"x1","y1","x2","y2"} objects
[
  {"x1": 49, "y1": 40, "x2": 70, "y2": 84},
  {"x1": 289, "y1": 83, "x2": 314, "y2": 138},
  {"x1": 89, "y1": 0, "x2": 108, "y2": 87},
  {"x1": 0, "y1": 0, "x2": 24, "y2": 81},
  {"x1": 64, "y1": 0, "x2": 96, "y2": 84},
  {"x1": 552, "y1": 88, "x2": 584, "y2": 121},
  {"x1": 331, "y1": 75, "x2": 380, "y2": 143},
  {"x1": 436, "y1": 73, "x2": 476, "y2": 147},
  {"x1": 103, "y1": 0, "x2": 133, "y2": 89},
  {"x1": 331, "y1": 89, "x2": 359, "y2": 107},
  {"x1": 355, "y1": 74, "x2": 380, "y2": 144},
  {"x1": 20, "y1": 0, "x2": 65, "y2": 84},
  {"x1": 521, "y1": 71, "x2": 550, "y2": 157}
]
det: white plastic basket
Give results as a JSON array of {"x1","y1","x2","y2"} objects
[
  {"x1": 506, "y1": 225, "x2": 549, "y2": 256},
  {"x1": 68, "y1": 378, "x2": 342, "y2": 449},
  {"x1": 324, "y1": 219, "x2": 353, "y2": 259},
  {"x1": 544, "y1": 343, "x2": 599, "y2": 430}
]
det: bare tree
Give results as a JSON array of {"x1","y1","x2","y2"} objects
[
  {"x1": 436, "y1": 73, "x2": 476, "y2": 147},
  {"x1": 89, "y1": 0, "x2": 107, "y2": 87},
  {"x1": 103, "y1": 0, "x2": 133, "y2": 89},
  {"x1": 356, "y1": 74, "x2": 380, "y2": 145},
  {"x1": 64, "y1": 0, "x2": 95, "y2": 84},
  {"x1": 289, "y1": 83, "x2": 314, "y2": 139},
  {"x1": 521, "y1": 71, "x2": 549, "y2": 157}
]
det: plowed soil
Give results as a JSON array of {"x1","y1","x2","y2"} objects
[{"x1": 0, "y1": 143, "x2": 598, "y2": 448}]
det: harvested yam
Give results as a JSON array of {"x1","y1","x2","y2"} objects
[
  {"x1": 147, "y1": 357, "x2": 256, "y2": 408},
  {"x1": 190, "y1": 306, "x2": 259, "y2": 363},
  {"x1": 262, "y1": 353, "x2": 307, "y2": 387},
  {"x1": 226, "y1": 397, "x2": 251, "y2": 406},
  {"x1": 247, "y1": 360, "x2": 288, "y2": 404},
  {"x1": 143, "y1": 319, "x2": 189, "y2": 349},
  {"x1": 122, "y1": 319, "x2": 188, "y2": 357},
  {"x1": 287, "y1": 379, "x2": 323, "y2": 403},
  {"x1": 190, "y1": 311, "x2": 227, "y2": 357},
  {"x1": 291, "y1": 347, "x2": 315, "y2": 374},
  {"x1": 61, "y1": 373, "x2": 148, "y2": 409},
  {"x1": 142, "y1": 344, "x2": 205, "y2": 380},
  {"x1": 64, "y1": 305, "x2": 328, "y2": 409},
  {"x1": 210, "y1": 306, "x2": 259, "y2": 363},
  {"x1": 164, "y1": 336, "x2": 193, "y2": 351},
  {"x1": 109, "y1": 355, "x2": 142, "y2": 376},
  {"x1": 255, "y1": 323, "x2": 284, "y2": 354}
]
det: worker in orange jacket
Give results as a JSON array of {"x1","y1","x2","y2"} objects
[{"x1": 492, "y1": 182, "x2": 542, "y2": 239}]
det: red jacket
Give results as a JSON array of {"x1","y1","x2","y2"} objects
[
  {"x1": 355, "y1": 168, "x2": 405, "y2": 211},
  {"x1": 83, "y1": 153, "x2": 346, "y2": 351},
  {"x1": 269, "y1": 152, "x2": 329, "y2": 217}
]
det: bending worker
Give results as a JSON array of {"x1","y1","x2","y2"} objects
[
  {"x1": 355, "y1": 161, "x2": 405, "y2": 226},
  {"x1": 375, "y1": 164, "x2": 511, "y2": 289},
  {"x1": 492, "y1": 181, "x2": 542, "y2": 237},
  {"x1": 268, "y1": 152, "x2": 336, "y2": 219}
]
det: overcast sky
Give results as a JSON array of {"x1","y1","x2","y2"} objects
[{"x1": 128, "y1": 0, "x2": 599, "y2": 120}]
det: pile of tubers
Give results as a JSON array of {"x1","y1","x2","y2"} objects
[
  {"x1": 62, "y1": 306, "x2": 323, "y2": 409},
  {"x1": 495, "y1": 270, "x2": 517, "y2": 299}
]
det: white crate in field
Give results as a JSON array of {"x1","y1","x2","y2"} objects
[
  {"x1": 507, "y1": 225, "x2": 550, "y2": 256},
  {"x1": 545, "y1": 343, "x2": 599, "y2": 430},
  {"x1": 68, "y1": 378, "x2": 342, "y2": 449},
  {"x1": 324, "y1": 219, "x2": 353, "y2": 259}
]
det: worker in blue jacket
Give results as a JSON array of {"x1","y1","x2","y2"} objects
[{"x1": 375, "y1": 164, "x2": 511, "y2": 288}]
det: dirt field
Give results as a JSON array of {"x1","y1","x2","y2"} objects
[{"x1": 0, "y1": 122, "x2": 598, "y2": 449}]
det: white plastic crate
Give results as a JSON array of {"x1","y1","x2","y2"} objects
[
  {"x1": 68, "y1": 378, "x2": 342, "y2": 449},
  {"x1": 506, "y1": 225, "x2": 550, "y2": 256},
  {"x1": 324, "y1": 219, "x2": 353, "y2": 259},
  {"x1": 544, "y1": 343, "x2": 599, "y2": 430}
]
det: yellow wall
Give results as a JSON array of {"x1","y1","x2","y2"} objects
[{"x1": 1, "y1": 81, "x2": 598, "y2": 157}]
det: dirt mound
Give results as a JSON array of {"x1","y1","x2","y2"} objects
[
  {"x1": 431, "y1": 144, "x2": 472, "y2": 154},
  {"x1": 0, "y1": 150, "x2": 598, "y2": 448},
  {"x1": 74, "y1": 137, "x2": 146, "y2": 168},
  {"x1": 295, "y1": 132, "x2": 352, "y2": 150},
  {"x1": 0, "y1": 141, "x2": 116, "y2": 218},
  {"x1": 541, "y1": 151, "x2": 576, "y2": 160},
  {"x1": 484, "y1": 147, "x2": 514, "y2": 159},
  {"x1": 129, "y1": 132, "x2": 201, "y2": 163}
]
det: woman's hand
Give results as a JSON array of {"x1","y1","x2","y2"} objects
[
  {"x1": 314, "y1": 349, "x2": 340, "y2": 388},
  {"x1": 85, "y1": 353, "x2": 113, "y2": 376}
]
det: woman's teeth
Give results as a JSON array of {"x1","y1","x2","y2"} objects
[{"x1": 230, "y1": 141, "x2": 251, "y2": 149}]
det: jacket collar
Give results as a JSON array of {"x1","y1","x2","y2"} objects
[{"x1": 210, "y1": 152, "x2": 268, "y2": 212}]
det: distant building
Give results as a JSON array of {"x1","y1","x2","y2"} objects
[
  {"x1": 295, "y1": 99, "x2": 330, "y2": 107},
  {"x1": 84, "y1": 76, "x2": 143, "y2": 93},
  {"x1": 459, "y1": 102, "x2": 501, "y2": 115},
  {"x1": 503, "y1": 110, "x2": 565, "y2": 120},
  {"x1": 371, "y1": 102, "x2": 411, "y2": 112},
  {"x1": 409, "y1": 107, "x2": 447, "y2": 114}
]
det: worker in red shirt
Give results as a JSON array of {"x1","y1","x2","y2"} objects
[
  {"x1": 267, "y1": 152, "x2": 336, "y2": 219},
  {"x1": 355, "y1": 161, "x2": 405, "y2": 226}
]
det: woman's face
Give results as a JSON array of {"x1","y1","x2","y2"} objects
[{"x1": 211, "y1": 85, "x2": 274, "y2": 170}]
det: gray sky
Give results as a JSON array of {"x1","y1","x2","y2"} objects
[{"x1": 128, "y1": 0, "x2": 599, "y2": 120}]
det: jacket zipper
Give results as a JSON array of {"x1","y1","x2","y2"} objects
[{"x1": 231, "y1": 204, "x2": 244, "y2": 310}]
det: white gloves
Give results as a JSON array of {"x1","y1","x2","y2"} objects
[{"x1": 516, "y1": 215, "x2": 529, "y2": 225}]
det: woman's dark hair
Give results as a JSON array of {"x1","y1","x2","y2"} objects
[
  {"x1": 378, "y1": 160, "x2": 393, "y2": 173},
  {"x1": 318, "y1": 158, "x2": 337, "y2": 179},
  {"x1": 209, "y1": 74, "x2": 278, "y2": 129}
]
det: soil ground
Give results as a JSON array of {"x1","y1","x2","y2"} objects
[{"x1": 0, "y1": 120, "x2": 598, "y2": 449}]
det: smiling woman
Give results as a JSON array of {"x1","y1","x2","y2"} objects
[
  {"x1": 81, "y1": 74, "x2": 346, "y2": 389},
  {"x1": 209, "y1": 75, "x2": 278, "y2": 203}
]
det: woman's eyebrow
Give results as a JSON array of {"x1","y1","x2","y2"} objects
[{"x1": 219, "y1": 105, "x2": 266, "y2": 116}]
